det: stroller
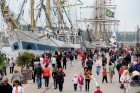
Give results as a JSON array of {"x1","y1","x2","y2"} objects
[{"x1": 130, "y1": 71, "x2": 140, "y2": 86}]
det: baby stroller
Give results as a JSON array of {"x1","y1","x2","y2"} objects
[{"x1": 130, "y1": 71, "x2": 140, "y2": 86}]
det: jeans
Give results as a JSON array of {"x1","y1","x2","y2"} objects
[
  {"x1": 96, "y1": 66, "x2": 101, "y2": 76},
  {"x1": 44, "y1": 76, "x2": 49, "y2": 87},
  {"x1": 52, "y1": 64, "x2": 55, "y2": 69},
  {"x1": 70, "y1": 60, "x2": 73, "y2": 67},
  {"x1": 53, "y1": 77, "x2": 57, "y2": 88},
  {"x1": 36, "y1": 75, "x2": 42, "y2": 89},
  {"x1": 10, "y1": 67, "x2": 14, "y2": 73}
]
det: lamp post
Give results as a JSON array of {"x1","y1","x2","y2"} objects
[
  {"x1": 137, "y1": 25, "x2": 139, "y2": 46},
  {"x1": 136, "y1": 25, "x2": 140, "y2": 62}
]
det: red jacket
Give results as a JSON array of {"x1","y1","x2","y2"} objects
[
  {"x1": 43, "y1": 57, "x2": 49, "y2": 65},
  {"x1": 82, "y1": 55, "x2": 86, "y2": 60},
  {"x1": 78, "y1": 76, "x2": 84, "y2": 84},
  {"x1": 42, "y1": 68, "x2": 51, "y2": 77},
  {"x1": 94, "y1": 90, "x2": 103, "y2": 93}
]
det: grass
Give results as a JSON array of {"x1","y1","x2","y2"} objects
[{"x1": 136, "y1": 91, "x2": 140, "y2": 93}]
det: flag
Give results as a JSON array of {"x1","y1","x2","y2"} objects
[{"x1": 106, "y1": 8, "x2": 114, "y2": 18}]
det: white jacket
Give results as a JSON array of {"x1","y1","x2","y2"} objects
[
  {"x1": 12, "y1": 86, "x2": 24, "y2": 93},
  {"x1": 95, "y1": 59, "x2": 102, "y2": 66}
]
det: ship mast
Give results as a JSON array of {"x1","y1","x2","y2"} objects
[
  {"x1": 78, "y1": 0, "x2": 119, "y2": 42},
  {"x1": 46, "y1": 0, "x2": 51, "y2": 29},
  {"x1": 31, "y1": 0, "x2": 35, "y2": 28}
]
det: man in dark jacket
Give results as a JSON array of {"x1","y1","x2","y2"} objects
[
  {"x1": 86, "y1": 56, "x2": 94, "y2": 71},
  {"x1": 63, "y1": 55, "x2": 67, "y2": 69},
  {"x1": 34, "y1": 63, "x2": 42, "y2": 89},
  {"x1": 0, "y1": 77, "x2": 12, "y2": 93},
  {"x1": 102, "y1": 55, "x2": 107, "y2": 67}
]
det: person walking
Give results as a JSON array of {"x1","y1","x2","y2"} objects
[
  {"x1": 11, "y1": 70, "x2": 23, "y2": 86},
  {"x1": 51, "y1": 56, "x2": 57, "y2": 69},
  {"x1": 119, "y1": 66, "x2": 125, "y2": 83},
  {"x1": 102, "y1": 68, "x2": 108, "y2": 83},
  {"x1": 86, "y1": 56, "x2": 94, "y2": 72},
  {"x1": 62, "y1": 55, "x2": 67, "y2": 69},
  {"x1": 2, "y1": 57, "x2": 7, "y2": 75},
  {"x1": 78, "y1": 72, "x2": 84, "y2": 91},
  {"x1": 108, "y1": 62, "x2": 115, "y2": 83},
  {"x1": 81, "y1": 53, "x2": 86, "y2": 68},
  {"x1": 0, "y1": 77, "x2": 12, "y2": 93},
  {"x1": 43, "y1": 56, "x2": 49, "y2": 66},
  {"x1": 94, "y1": 86, "x2": 103, "y2": 93},
  {"x1": 52, "y1": 67, "x2": 58, "y2": 89},
  {"x1": 12, "y1": 80, "x2": 24, "y2": 93},
  {"x1": 84, "y1": 67, "x2": 92, "y2": 92},
  {"x1": 34, "y1": 63, "x2": 42, "y2": 89},
  {"x1": 72, "y1": 74, "x2": 78, "y2": 91},
  {"x1": 102, "y1": 55, "x2": 107, "y2": 68},
  {"x1": 120, "y1": 70, "x2": 131, "y2": 93},
  {"x1": 9, "y1": 57, "x2": 15, "y2": 73},
  {"x1": 95, "y1": 55, "x2": 102, "y2": 76},
  {"x1": 70, "y1": 54, "x2": 74, "y2": 67},
  {"x1": 42, "y1": 65, "x2": 51, "y2": 88},
  {"x1": 57, "y1": 68, "x2": 65, "y2": 92}
]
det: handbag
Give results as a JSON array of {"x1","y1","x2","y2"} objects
[
  {"x1": 120, "y1": 83, "x2": 124, "y2": 89},
  {"x1": 89, "y1": 74, "x2": 93, "y2": 80}
]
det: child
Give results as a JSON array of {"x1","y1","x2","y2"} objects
[
  {"x1": 72, "y1": 74, "x2": 78, "y2": 91},
  {"x1": 102, "y1": 68, "x2": 108, "y2": 83},
  {"x1": 78, "y1": 72, "x2": 84, "y2": 91}
]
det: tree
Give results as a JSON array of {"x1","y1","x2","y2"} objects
[
  {"x1": 0, "y1": 55, "x2": 4, "y2": 70},
  {"x1": 17, "y1": 52, "x2": 34, "y2": 68}
]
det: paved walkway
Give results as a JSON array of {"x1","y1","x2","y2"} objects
[{"x1": 5, "y1": 54, "x2": 140, "y2": 93}]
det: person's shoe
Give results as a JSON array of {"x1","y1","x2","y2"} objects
[
  {"x1": 54, "y1": 88, "x2": 57, "y2": 89},
  {"x1": 85, "y1": 90, "x2": 87, "y2": 92}
]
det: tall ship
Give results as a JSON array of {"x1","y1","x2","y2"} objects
[
  {"x1": 0, "y1": 0, "x2": 83, "y2": 57},
  {"x1": 77, "y1": 0, "x2": 120, "y2": 48}
]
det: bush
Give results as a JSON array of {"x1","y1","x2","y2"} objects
[
  {"x1": 136, "y1": 91, "x2": 140, "y2": 93},
  {"x1": 17, "y1": 52, "x2": 34, "y2": 68}
]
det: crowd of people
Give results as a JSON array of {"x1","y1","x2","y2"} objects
[{"x1": 0, "y1": 45, "x2": 140, "y2": 93}]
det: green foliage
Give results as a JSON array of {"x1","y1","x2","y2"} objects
[
  {"x1": 0, "y1": 55, "x2": 4, "y2": 70},
  {"x1": 136, "y1": 91, "x2": 140, "y2": 93},
  {"x1": 17, "y1": 52, "x2": 34, "y2": 68}
]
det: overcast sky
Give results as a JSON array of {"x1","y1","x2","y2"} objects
[
  {"x1": 0, "y1": 0, "x2": 140, "y2": 32},
  {"x1": 80, "y1": 0, "x2": 140, "y2": 31}
]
